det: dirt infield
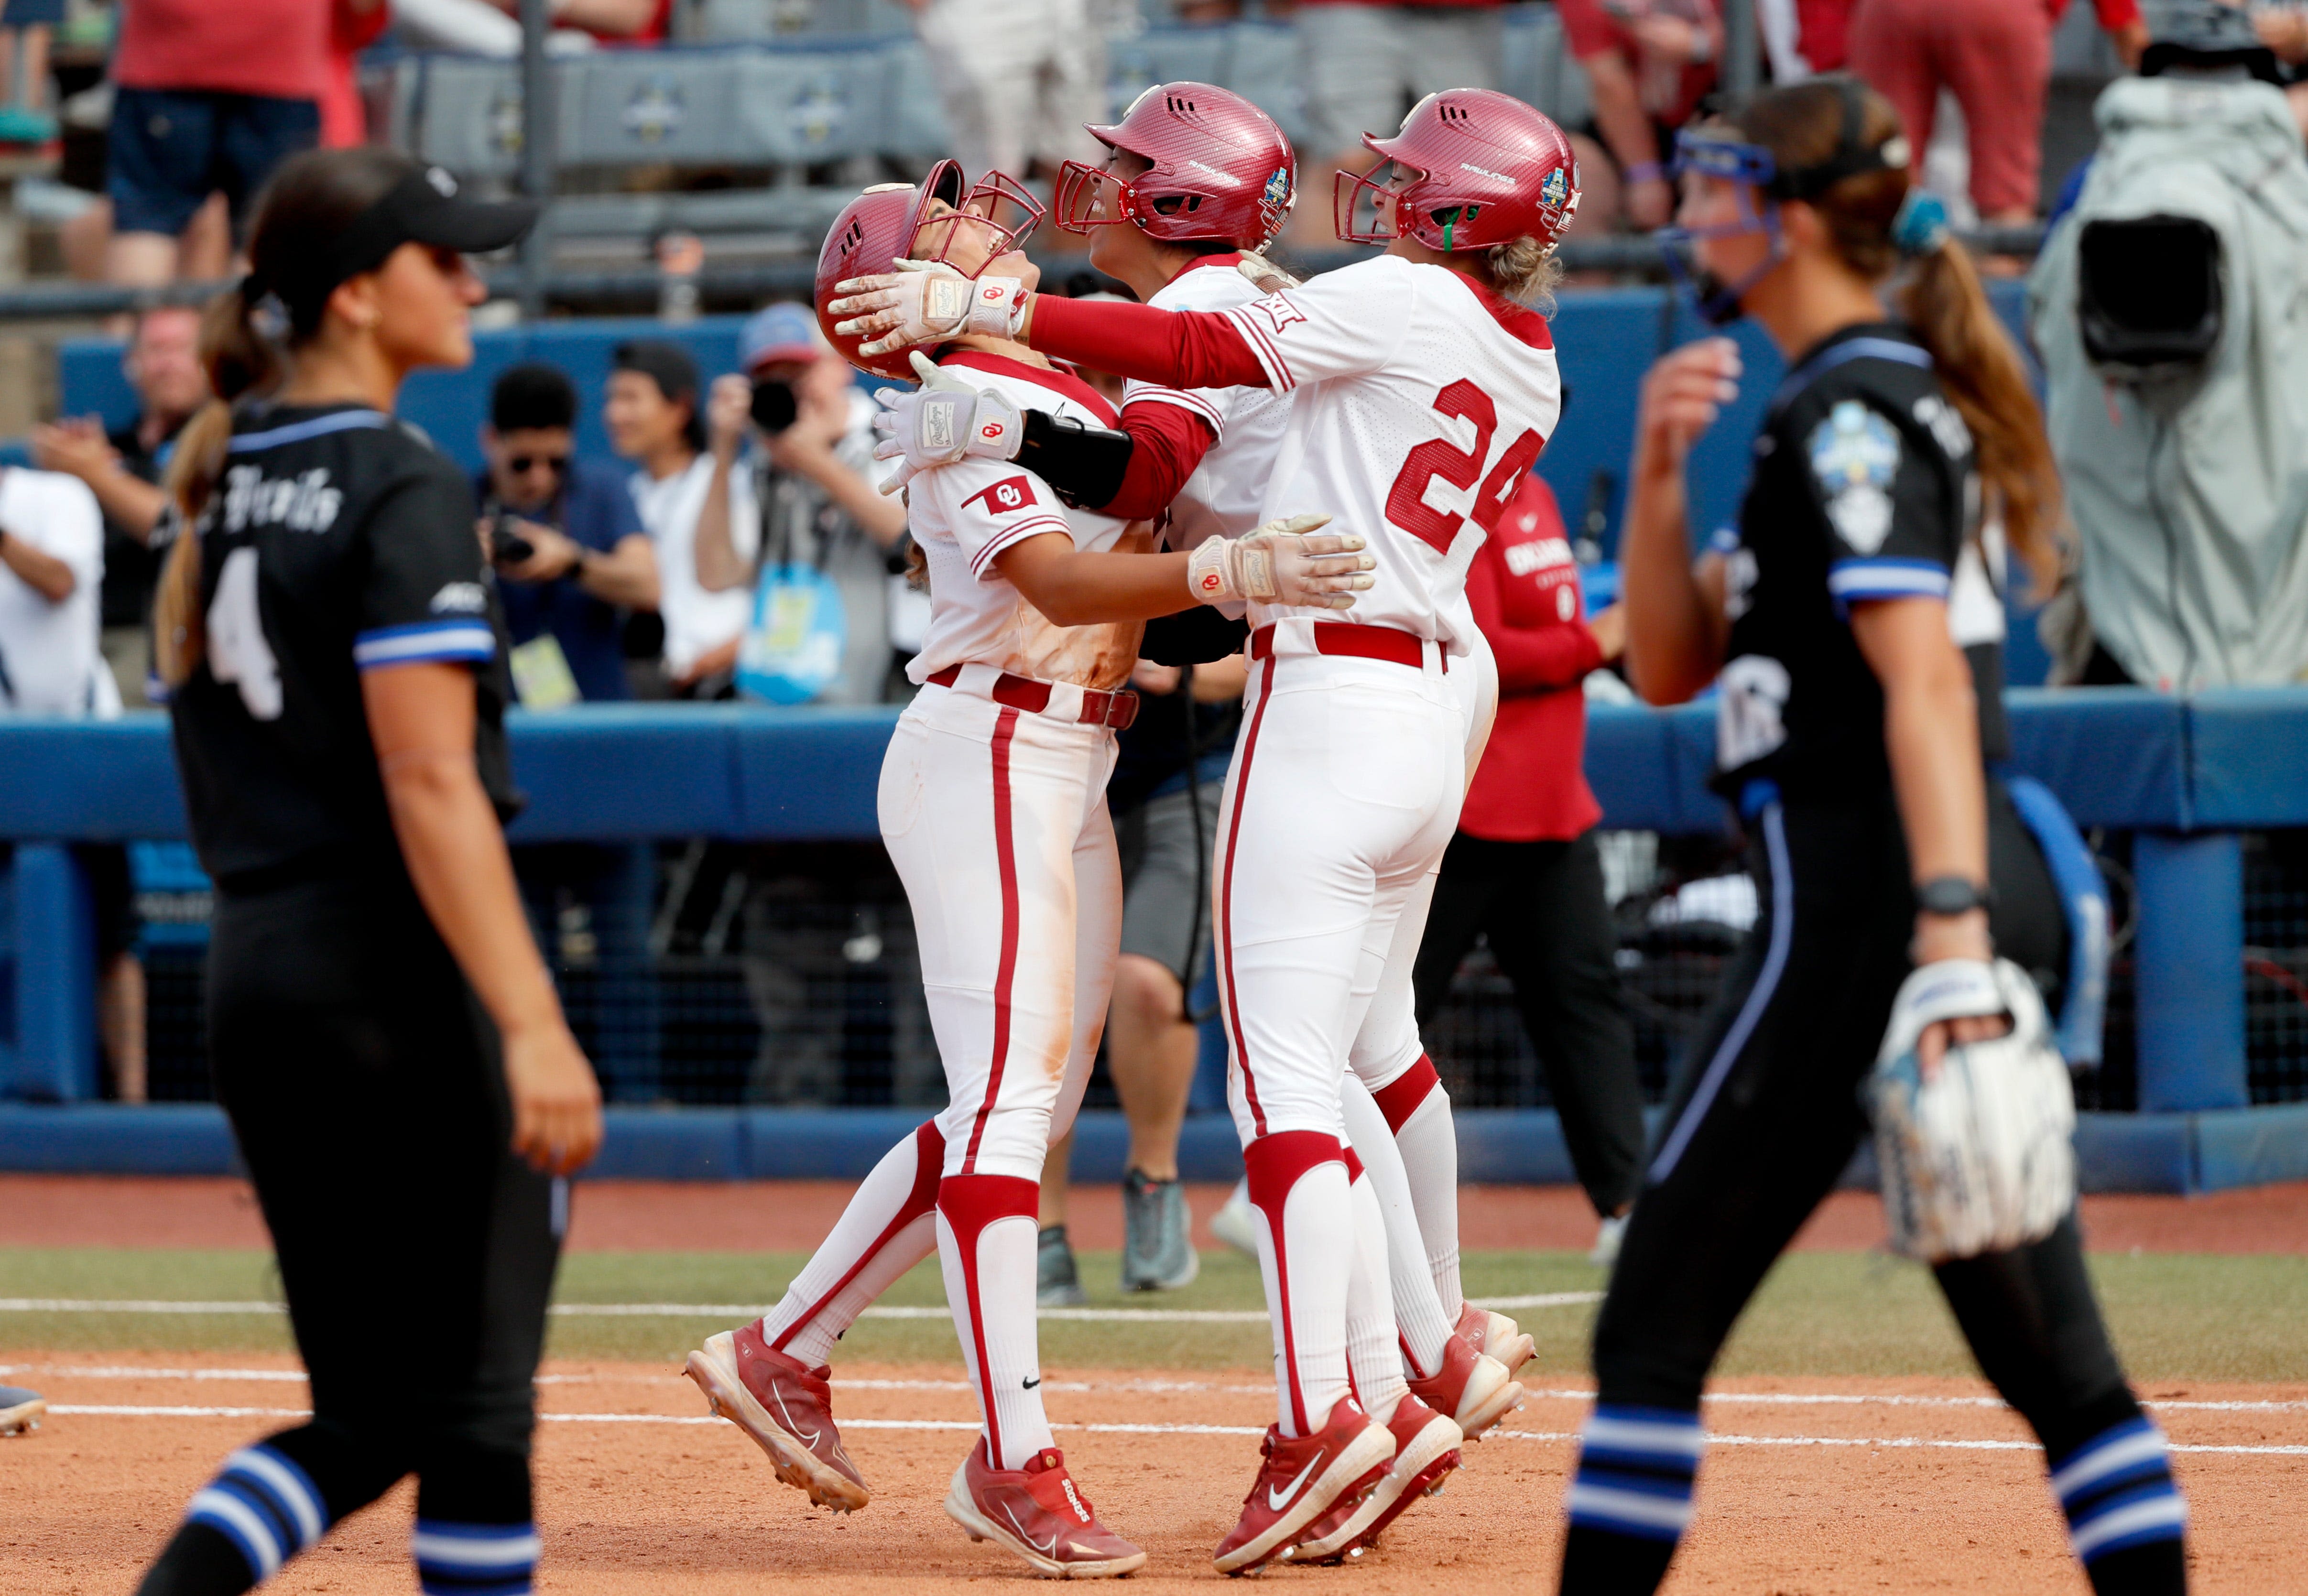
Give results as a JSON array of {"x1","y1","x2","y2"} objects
[
  {"x1": 8, "y1": 1174, "x2": 2308, "y2": 1254},
  {"x1": 5, "y1": 1353, "x2": 2300, "y2": 1594}
]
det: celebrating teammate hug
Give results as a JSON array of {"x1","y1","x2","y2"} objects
[
  {"x1": 680, "y1": 159, "x2": 1372, "y2": 1580},
  {"x1": 832, "y1": 87, "x2": 1583, "y2": 1573}
]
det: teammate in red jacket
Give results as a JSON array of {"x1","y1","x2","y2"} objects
[{"x1": 1412, "y1": 471, "x2": 1647, "y2": 1263}]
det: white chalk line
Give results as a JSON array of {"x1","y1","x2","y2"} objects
[
  {"x1": 38, "y1": 1405, "x2": 2308, "y2": 1456},
  {"x1": 0, "y1": 1292, "x2": 1599, "y2": 1325},
  {"x1": 16, "y1": 1364, "x2": 2308, "y2": 1418}
]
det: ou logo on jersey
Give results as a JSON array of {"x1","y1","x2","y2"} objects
[{"x1": 964, "y1": 474, "x2": 1038, "y2": 515}]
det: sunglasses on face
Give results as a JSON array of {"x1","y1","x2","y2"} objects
[{"x1": 507, "y1": 454, "x2": 570, "y2": 476}]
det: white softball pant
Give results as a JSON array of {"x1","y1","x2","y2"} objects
[
  {"x1": 1214, "y1": 619, "x2": 1469, "y2": 1145},
  {"x1": 879, "y1": 677, "x2": 1121, "y2": 1184}
]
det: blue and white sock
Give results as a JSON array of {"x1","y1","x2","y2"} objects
[
  {"x1": 1566, "y1": 1403, "x2": 1705, "y2": 1542},
  {"x1": 2050, "y1": 1416, "x2": 2188, "y2": 1566},
  {"x1": 185, "y1": 1444, "x2": 330, "y2": 1582},
  {"x1": 412, "y1": 1519, "x2": 542, "y2": 1596}
]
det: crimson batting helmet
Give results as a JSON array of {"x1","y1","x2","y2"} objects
[
  {"x1": 1055, "y1": 83, "x2": 1295, "y2": 250},
  {"x1": 814, "y1": 159, "x2": 1044, "y2": 379},
  {"x1": 1335, "y1": 89, "x2": 1580, "y2": 254}
]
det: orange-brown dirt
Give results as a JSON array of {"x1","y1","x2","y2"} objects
[
  {"x1": 8, "y1": 1174, "x2": 2308, "y2": 1254},
  {"x1": 3, "y1": 1354, "x2": 2299, "y2": 1594}
]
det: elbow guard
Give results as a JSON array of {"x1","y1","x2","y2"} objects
[
  {"x1": 1141, "y1": 605, "x2": 1250, "y2": 665},
  {"x1": 1014, "y1": 408, "x2": 1134, "y2": 510}
]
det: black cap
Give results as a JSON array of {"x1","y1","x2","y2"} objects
[{"x1": 259, "y1": 164, "x2": 538, "y2": 311}]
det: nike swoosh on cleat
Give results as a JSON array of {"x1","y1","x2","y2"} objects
[
  {"x1": 1004, "y1": 1504, "x2": 1059, "y2": 1555},
  {"x1": 1267, "y1": 1449, "x2": 1327, "y2": 1511},
  {"x1": 769, "y1": 1385, "x2": 822, "y2": 1448}
]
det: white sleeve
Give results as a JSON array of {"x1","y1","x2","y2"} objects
[
  {"x1": 19, "y1": 477, "x2": 103, "y2": 589},
  {"x1": 921, "y1": 459, "x2": 1073, "y2": 581},
  {"x1": 1121, "y1": 377, "x2": 1231, "y2": 438},
  {"x1": 1217, "y1": 255, "x2": 1418, "y2": 394},
  {"x1": 727, "y1": 460, "x2": 762, "y2": 567}
]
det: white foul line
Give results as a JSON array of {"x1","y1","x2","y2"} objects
[
  {"x1": 35, "y1": 1406, "x2": 2308, "y2": 1456},
  {"x1": 0, "y1": 1292, "x2": 1599, "y2": 1325}
]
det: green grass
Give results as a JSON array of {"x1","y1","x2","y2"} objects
[{"x1": 3, "y1": 1245, "x2": 2302, "y2": 1382}]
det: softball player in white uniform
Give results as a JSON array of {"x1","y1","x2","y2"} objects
[
  {"x1": 686, "y1": 161, "x2": 1372, "y2": 1581},
  {"x1": 833, "y1": 85, "x2": 1584, "y2": 1573}
]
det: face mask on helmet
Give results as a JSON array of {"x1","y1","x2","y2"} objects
[
  {"x1": 1657, "y1": 128, "x2": 1785, "y2": 328},
  {"x1": 908, "y1": 161, "x2": 1045, "y2": 276},
  {"x1": 1333, "y1": 160, "x2": 1419, "y2": 246}
]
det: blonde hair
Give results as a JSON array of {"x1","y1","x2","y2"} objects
[{"x1": 1485, "y1": 237, "x2": 1565, "y2": 313}]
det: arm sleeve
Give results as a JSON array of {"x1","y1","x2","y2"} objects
[
  {"x1": 2090, "y1": 0, "x2": 2139, "y2": 31},
  {"x1": 1034, "y1": 261, "x2": 1414, "y2": 396},
  {"x1": 1469, "y1": 539, "x2": 1603, "y2": 693},
  {"x1": 1105, "y1": 401, "x2": 1218, "y2": 520},
  {"x1": 922, "y1": 460, "x2": 1076, "y2": 581},
  {"x1": 1140, "y1": 605, "x2": 1250, "y2": 665},
  {"x1": 1803, "y1": 396, "x2": 1960, "y2": 617},
  {"x1": 352, "y1": 465, "x2": 499, "y2": 671},
  {"x1": 1028, "y1": 294, "x2": 1270, "y2": 391}
]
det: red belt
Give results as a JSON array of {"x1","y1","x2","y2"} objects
[
  {"x1": 926, "y1": 664, "x2": 1140, "y2": 730},
  {"x1": 1249, "y1": 621, "x2": 1431, "y2": 670}
]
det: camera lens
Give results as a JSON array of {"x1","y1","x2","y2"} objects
[{"x1": 751, "y1": 378, "x2": 798, "y2": 434}]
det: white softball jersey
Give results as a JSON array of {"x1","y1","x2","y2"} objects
[
  {"x1": 1122, "y1": 253, "x2": 1296, "y2": 549},
  {"x1": 1218, "y1": 252, "x2": 1563, "y2": 653},
  {"x1": 902, "y1": 350, "x2": 1152, "y2": 691}
]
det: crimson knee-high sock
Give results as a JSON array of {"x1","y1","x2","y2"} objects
[
  {"x1": 1341, "y1": 1153, "x2": 1408, "y2": 1423},
  {"x1": 1373, "y1": 1057, "x2": 1461, "y2": 1321},
  {"x1": 1244, "y1": 1129, "x2": 1354, "y2": 1438},
  {"x1": 1342, "y1": 1072, "x2": 1455, "y2": 1379},
  {"x1": 937, "y1": 1172, "x2": 1054, "y2": 1471},
  {"x1": 758, "y1": 1122, "x2": 944, "y2": 1366}
]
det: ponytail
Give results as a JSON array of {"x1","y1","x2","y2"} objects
[
  {"x1": 1894, "y1": 238, "x2": 2063, "y2": 597},
  {"x1": 1729, "y1": 79, "x2": 2066, "y2": 599},
  {"x1": 152, "y1": 282, "x2": 284, "y2": 689}
]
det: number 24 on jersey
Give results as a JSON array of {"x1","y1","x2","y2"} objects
[{"x1": 1385, "y1": 380, "x2": 1546, "y2": 555}]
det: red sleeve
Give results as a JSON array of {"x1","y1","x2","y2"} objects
[
  {"x1": 1475, "y1": 561, "x2": 1603, "y2": 692},
  {"x1": 2090, "y1": 0, "x2": 2138, "y2": 31},
  {"x1": 1028, "y1": 294, "x2": 1271, "y2": 393},
  {"x1": 1473, "y1": 482, "x2": 1604, "y2": 693},
  {"x1": 1554, "y1": 0, "x2": 1623, "y2": 60},
  {"x1": 1102, "y1": 402, "x2": 1219, "y2": 522}
]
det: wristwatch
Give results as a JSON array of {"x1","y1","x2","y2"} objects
[{"x1": 1915, "y1": 876, "x2": 1995, "y2": 917}]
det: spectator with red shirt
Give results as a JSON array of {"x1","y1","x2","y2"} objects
[
  {"x1": 104, "y1": 0, "x2": 331, "y2": 285},
  {"x1": 1557, "y1": 0, "x2": 1723, "y2": 233},
  {"x1": 1849, "y1": 0, "x2": 2149, "y2": 226},
  {"x1": 1286, "y1": 0, "x2": 1508, "y2": 245},
  {"x1": 479, "y1": 0, "x2": 672, "y2": 41},
  {"x1": 1411, "y1": 470, "x2": 1646, "y2": 1264}
]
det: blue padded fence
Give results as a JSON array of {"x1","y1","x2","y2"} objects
[{"x1": 6, "y1": 690, "x2": 2308, "y2": 1190}]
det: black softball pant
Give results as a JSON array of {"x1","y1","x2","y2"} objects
[
  {"x1": 1413, "y1": 827, "x2": 1646, "y2": 1217},
  {"x1": 1562, "y1": 784, "x2": 2182, "y2": 1596},
  {"x1": 139, "y1": 867, "x2": 562, "y2": 1596}
]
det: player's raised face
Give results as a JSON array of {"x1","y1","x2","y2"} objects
[{"x1": 1087, "y1": 151, "x2": 1156, "y2": 278}]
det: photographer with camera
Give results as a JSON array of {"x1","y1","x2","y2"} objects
[
  {"x1": 479, "y1": 363, "x2": 660, "y2": 706},
  {"x1": 695, "y1": 303, "x2": 913, "y2": 706}
]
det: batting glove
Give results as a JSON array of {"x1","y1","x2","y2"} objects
[
  {"x1": 831, "y1": 261, "x2": 1030, "y2": 360},
  {"x1": 871, "y1": 351, "x2": 1026, "y2": 493},
  {"x1": 1187, "y1": 515, "x2": 1376, "y2": 611}
]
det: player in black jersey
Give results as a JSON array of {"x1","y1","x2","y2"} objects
[
  {"x1": 1555, "y1": 81, "x2": 2187, "y2": 1596},
  {"x1": 135, "y1": 149, "x2": 602, "y2": 1596}
]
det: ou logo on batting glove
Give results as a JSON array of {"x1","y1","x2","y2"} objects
[
  {"x1": 964, "y1": 474, "x2": 1037, "y2": 514},
  {"x1": 981, "y1": 421, "x2": 1004, "y2": 440}
]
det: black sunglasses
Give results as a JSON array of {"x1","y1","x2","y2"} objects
[{"x1": 507, "y1": 454, "x2": 570, "y2": 476}]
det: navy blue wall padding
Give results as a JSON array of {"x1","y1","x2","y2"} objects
[
  {"x1": 2187, "y1": 686, "x2": 2308, "y2": 829},
  {"x1": 0, "y1": 687, "x2": 2260, "y2": 844},
  {"x1": 0, "y1": 1101, "x2": 2231, "y2": 1192},
  {"x1": 2003, "y1": 688, "x2": 2190, "y2": 829}
]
